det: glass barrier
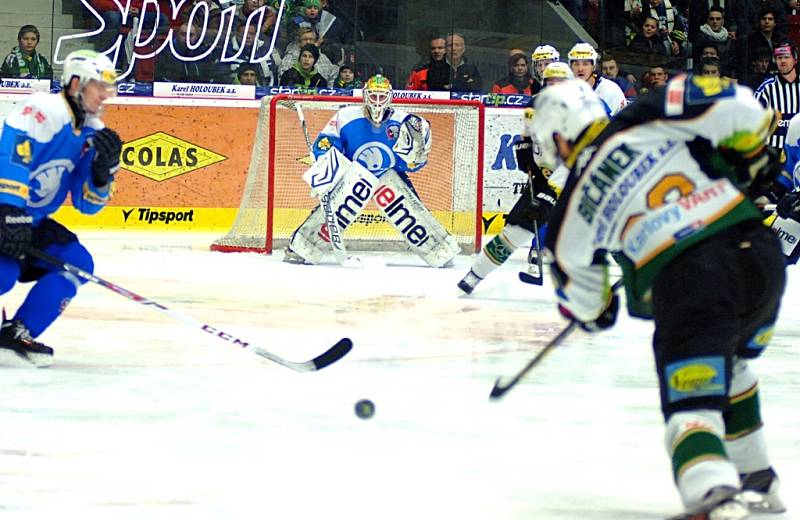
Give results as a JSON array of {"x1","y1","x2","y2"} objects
[{"x1": 1, "y1": 0, "x2": 798, "y2": 103}]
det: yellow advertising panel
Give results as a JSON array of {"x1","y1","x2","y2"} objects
[{"x1": 55, "y1": 98, "x2": 259, "y2": 230}]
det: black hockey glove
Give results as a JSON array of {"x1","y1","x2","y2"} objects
[
  {"x1": 763, "y1": 179, "x2": 790, "y2": 205},
  {"x1": 527, "y1": 185, "x2": 558, "y2": 222},
  {"x1": 558, "y1": 294, "x2": 619, "y2": 333},
  {"x1": 777, "y1": 188, "x2": 800, "y2": 220},
  {"x1": 514, "y1": 136, "x2": 536, "y2": 174},
  {"x1": 91, "y1": 128, "x2": 122, "y2": 187},
  {"x1": 729, "y1": 146, "x2": 783, "y2": 199},
  {"x1": 0, "y1": 205, "x2": 33, "y2": 259}
]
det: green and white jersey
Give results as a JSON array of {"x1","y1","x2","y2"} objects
[{"x1": 547, "y1": 75, "x2": 777, "y2": 321}]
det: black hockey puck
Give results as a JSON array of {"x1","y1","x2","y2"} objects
[{"x1": 354, "y1": 399, "x2": 375, "y2": 419}]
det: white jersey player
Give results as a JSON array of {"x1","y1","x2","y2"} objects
[
  {"x1": 533, "y1": 76, "x2": 786, "y2": 519},
  {"x1": 284, "y1": 75, "x2": 460, "y2": 267},
  {"x1": 530, "y1": 44, "x2": 560, "y2": 91},
  {"x1": 458, "y1": 62, "x2": 572, "y2": 294},
  {"x1": 568, "y1": 42, "x2": 627, "y2": 116}
]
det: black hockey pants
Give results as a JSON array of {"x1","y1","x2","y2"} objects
[{"x1": 650, "y1": 220, "x2": 786, "y2": 419}]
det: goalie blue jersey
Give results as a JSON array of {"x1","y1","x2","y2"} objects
[
  {"x1": 0, "y1": 92, "x2": 112, "y2": 224},
  {"x1": 312, "y1": 106, "x2": 428, "y2": 178}
]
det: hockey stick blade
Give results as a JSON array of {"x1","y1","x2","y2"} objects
[
  {"x1": 25, "y1": 247, "x2": 353, "y2": 373},
  {"x1": 490, "y1": 279, "x2": 623, "y2": 400},
  {"x1": 489, "y1": 321, "x2": 577, "y2": 399},
  {"x1": 518, "y1": 271, "x2": 543, "y2": 286},
  {"x1": 251, "y1": 337, "x2": 353, "y2": 372}
]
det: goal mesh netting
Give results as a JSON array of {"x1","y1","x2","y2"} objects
[{"x1": 211, "y1": 94, "x2": 484, "y2": 255}]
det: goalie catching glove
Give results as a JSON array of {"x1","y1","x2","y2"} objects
[
  {"x1": 91, "y1": 127, "x2": 122, "y2": 187},
  {"x1": 393, "y1": 115, "x2": 431, "y2": 169}
]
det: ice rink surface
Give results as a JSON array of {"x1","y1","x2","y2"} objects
[{"x1": 0, "y1": 232, "x2": 797, "y2": 520}]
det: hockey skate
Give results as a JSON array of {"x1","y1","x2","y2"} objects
[
  {"x1": 457, "y1": 270, "x2": 483, "y2": 295},
  {"x1": 283, "y1": 246, "x2": 310, "y2": 265},
  {"x1": 739, "y1": 467, "x2": 786, "y2": 514},
  {"x1": 667, "y1": 486, "x2": 750, "y2": 520},
  {"x1": 0, "y1": 318, "x2": 53, "y2": 368}
]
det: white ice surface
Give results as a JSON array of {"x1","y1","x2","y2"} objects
[{"x1": 0, "y1": 232, "x2": 797, "y2": 520}]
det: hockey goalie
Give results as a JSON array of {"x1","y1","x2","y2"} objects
[{"x1": 283, "y1": 74, "x2": 460, "y2": 267}]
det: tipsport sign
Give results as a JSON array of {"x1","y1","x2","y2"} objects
[{"x1": 54, "y1": 0, "x2": 286, "y2": 80}]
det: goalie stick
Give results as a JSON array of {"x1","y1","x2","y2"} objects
[
  {"x1": 26, "y1": 247, "x2": 352, "y2": 372},
  {"x1": 294, "y1": 103, "x2": 353, "y2": 266},
  {"x1": 490, "y1": 279, "x2": 624, "y2": 399}
]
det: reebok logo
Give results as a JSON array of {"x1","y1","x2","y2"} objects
[{"x1": 123, "y1": 208, "x2": 195, "y2": 224}]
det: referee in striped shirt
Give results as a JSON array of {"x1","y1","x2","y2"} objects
[{"x1": 755, "y1": 41, "x2": 800, "y2": 149}]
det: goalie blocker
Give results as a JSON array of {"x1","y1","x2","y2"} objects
[{"x1": 289, "y1": 148, "x2": 460, "y2": 267}]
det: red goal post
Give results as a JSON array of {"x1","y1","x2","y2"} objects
[{"x1": 211, "y1": 94, "x2": 484, "y2": 255}]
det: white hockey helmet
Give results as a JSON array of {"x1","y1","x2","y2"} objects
[
  {"x1": 530, "y1": 79, "x2": 608, "y2": 171},
  {"x1": 542, "y1": 62, "x2": 574, "y2": 86},
  {"x1": 531, "y1": 44, "x2": 560, "y2": 81},
  {"x1": 61, "y1": 49, "x2": 118, "y2": 92},
  {"x1": 363, "y1": 74, "x2": 393, "y2": 125},
  {"x1": 567, "y1": 42, "x2": 599, "y2": 65}
]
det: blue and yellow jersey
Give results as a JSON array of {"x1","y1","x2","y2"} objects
[{"x1": 0, "y1": 92, "x2": 113, "y2": 224}]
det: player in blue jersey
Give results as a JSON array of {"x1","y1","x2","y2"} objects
[
  {"x1": 764, "y1": 112, "x2": 800, "y2": 264},
  {"x1": 285, "y1": 74, "x2": 460, "y2": 267},
  {"x1": 0, "y1": 49, "x2": 122, "y2": 366}
]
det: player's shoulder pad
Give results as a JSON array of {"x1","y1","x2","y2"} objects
[
  {"x1": 335, "y1": 105, "x2": 365, "y2": 128},
  {"x1": 684, "y1": 75, "x2": 736, "y2": 106},
  {"x1": 663, "y1": 74, "x2": 734, "y2": 117},
  {"x1": 523, "y1": 106, "x2": 535, "y2": 121},
  {"x1": 389, "y1": 107, "x2": 412, "y2": 124},
  {"x1": 4, "y1": 92, "x2": 71, "y2": 143}
]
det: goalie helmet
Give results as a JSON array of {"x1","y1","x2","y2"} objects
[
  {"x1": 530, "y1": 79, "x2": 608, "y2": 171},
  {"x1": 531, "y1": 44, "x2": 560, "y2": 82},
  {"x1": 542, "y1": 62, "x2": 574, "y2": 86},
  {"x1": 568, "y1": 42, "x2": 598, "y2": 65},
  {"x1": 363, "y1": 74, "x2": 393, "y2": 125},
  {"x1": 61, "y1": 49, "x2": 118, "y2": 115}
]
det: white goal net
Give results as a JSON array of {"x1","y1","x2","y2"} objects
[{"x1": 211, "y1": 94, "x2": 484, "y2": 255}]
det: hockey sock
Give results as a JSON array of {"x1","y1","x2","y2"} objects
[
  {"x1": 470, "y1": 224, "x2": 532, "y2": 279},
  {"x1": 665, "y1": 409, "x2": 739, "y2": 509},
  {"x1": 724, "y1": 360, "x2": 771, "y2": 474},
  {"x1": 14, "y1": 271, "x2": 80, "y2": 337}
]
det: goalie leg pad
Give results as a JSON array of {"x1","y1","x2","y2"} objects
[
  {"x1": 374, "y1": 169, "x2": 459, "y2": 267},
  {"x1": 288, "y1": 159, "x2": 382, "y2": 264}
]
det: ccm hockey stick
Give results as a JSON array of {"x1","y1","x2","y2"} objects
[
  {"x1": 294, "y1": 103, "x2": 350, "y2": 266},
  {"x1": 26, "y1": 247, "x2": 352, "y2": 372},
  {"x1": 490, "y1": 279, "x2": 623, "y2": 399}
]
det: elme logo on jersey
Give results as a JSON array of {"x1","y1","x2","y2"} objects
[
  {"x1": 122, "y1": 208, "x2": 195, "y2": 224},
  {"x1": 318, "y1": 178, "x2": 432, "y2": 247}
]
